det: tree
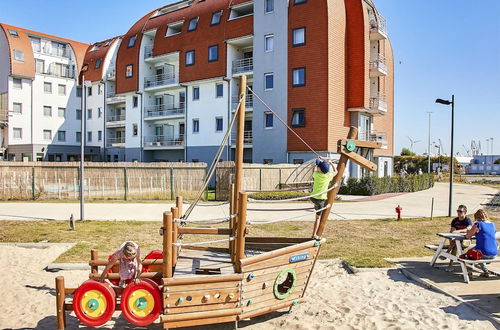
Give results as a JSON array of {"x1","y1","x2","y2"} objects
[
  {"x1": 494, "y1": 158, "x2": 500, "y2": 164},
  {"x1": 400, "y1": 148, "x2": 416, "y2": 156}
]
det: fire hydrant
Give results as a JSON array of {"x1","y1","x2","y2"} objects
[{"x1": 395, "y1": 205, "x2": 402, "y2": 220}]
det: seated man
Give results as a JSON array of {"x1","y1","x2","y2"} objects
[{"x1": 444, "y1": 204, "x2": 472, "y2": 270}]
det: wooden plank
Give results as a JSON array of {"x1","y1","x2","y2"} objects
[
  {"x1": 64, "y1": 288, "x2": 76, "y2": 295},
  {"x1": 162, "y1": 315, "x2": 237, "y2": 329},
  {"x1": 242, "y1": 247, "x2": 319, "y2": 272},
  {"x1": 161, "y1": 308, "x2": 240, "y2": 322},
  {"x1": 89, "y1": 272, "x2": 162, "y2": 280},
  {"x1": 242, "y1": 291, "x2": 304, "y2": 312},
  {"x1": 246, "y1": 237, "x2": 311, "y2": 243},
  {"x1": 182, "y1": 246, "x2": 230, "y2": 253},
  {"x1": 339, "y1": 146, "x2": 377, "y2": 171},
  {"x1": 235, "y1": 192, "x2": 248, "y2": 272},
  {"x1": 166, "y1": 301, "x2": 239, "y2": 314},
  {"x1": 245, "y1": 242, "x2": 299, "y2": 251},
  {"x1": 240, "y1": 240, "x2": 319, "y2": 267},
  {"x1": 239, "y1": 299, "x2": 305, "y2": 320},
  {"x1": 244, "y1": 260, "x2": 313, "y2": 279},
  {"x1": 89, "y1": 259, "x2": 163, "y2": 267},
  {"x1": 243, "y1": 275, "x2": 309, "y2": 297},
  {"x1": 163, "y1": 273, "x2": 243, "y2": 286},
  {"x1": 241, "y1": 284, "x2": 305, "y2": 305},
  {"x1": 339, "y1": 138, "x2": 382, "y2": 149},
  {"x1": 242, "y1": 266, "x2": 312, "y2": 291},
  {"x1": 178, "y1": 227, "x2": 232, "y2": 235},
  {"x1": 164, "y1": 288, "x2": 240, "y2": 307},
  {"x1": 164, "y1": 280, "x2": 240, "y2": 293}
]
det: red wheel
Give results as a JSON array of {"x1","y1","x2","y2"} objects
[
  {"x1": 120, "y1": 279, "x2": 162, "y2": 326},
  {"x1": 107, "y1": 254, "x2": 120, "y2": 286},
  {"x1": 73, "y1": 280, "x2": 116, "y2": 327},
  {"x1": 142, "y1": 250, "x2": 163, "y2": 285}
]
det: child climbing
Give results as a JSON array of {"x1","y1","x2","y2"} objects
[
  {"x1": 311, "y1": 158, "x2": 336, "y2": 237},
  {"x1": 99, "y1": 241, "x2": 142, "y2": 287}
]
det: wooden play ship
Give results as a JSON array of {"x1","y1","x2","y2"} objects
[{"x1": 55, "y1": 76, "x2": 381, "y2": 329}]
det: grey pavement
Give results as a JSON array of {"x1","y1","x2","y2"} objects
[{"x1": 0, "y1": 183, "x2": 496, "y2": 222}]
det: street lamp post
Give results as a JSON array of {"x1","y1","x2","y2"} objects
[
  {"x1": 435, "y1": 95, "x2": 455, "y2": 217},
  {"x1": 80, "y1": 77, "x2": 91, "y2": 221},
  {"x1": 427, "y1": 112, "x2": 432, "y2": 173}
]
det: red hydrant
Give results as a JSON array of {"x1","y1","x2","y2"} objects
[{"x1": 395, "y1": 205, "x2": 402, "y2": 220}]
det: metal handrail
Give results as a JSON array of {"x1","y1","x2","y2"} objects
[
  {"x1": 369, "y1": 14, "x2": 387, "y2": 36},
  {"x1": 369, "y1": 93, "x2": 387, "y2": 111},
  {"x1": 144, "y1": 72, "x2": 178, "y2": 88},
  {"x1": 34, "y1": 47, "x2": 72, "y2": 59},
  {"x1": 106, "y1": 115, "x2": 126, "y2": 122},
  {"x1": 231, "y1": 94, "x2": 253, "y2": 107},
  {"x1": 232, "y1": 57, "x2": 253, "y2": 74},
  {"x1": 144, "y1": 46, "x2": 153, "y2": 59},
  {"x1": 144, "y1": 103, "x2": 185, "y2": 118},
  {"x1": 369, "y1": 54, "x2": 387, "y2": 72},
  {"x1": 231, "y1": 131, "x2": 253, "y2": 144},
  {"x1": 107, "y1": 137, "x2": 125, "y2": 146},
  {"x1": 144, "y1": 135, "x2": 185, "y2": 147},
  {"x1": 107, "y1": 69, "x2": 116, "y2": 80}
]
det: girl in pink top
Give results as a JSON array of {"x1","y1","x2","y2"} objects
[{"x1": 99, "y1": 241, "x2": 142, "y2": 287}]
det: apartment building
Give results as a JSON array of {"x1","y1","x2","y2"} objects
[{"x1": 0, "y1": 23, "x2": 94, "y2": 161}]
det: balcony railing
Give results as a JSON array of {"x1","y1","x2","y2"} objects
[
  {"x1": 0, "y1": 109, "x2": 8, "y2": 126},
  {"x1": 106, "y1": 137, "x2": 125, "y2": 147},
  {"x1": 231, "y1": 94, "x2": 253, "y2": 109},
  {"x1": 369, "y1": 93, "x2": 387, "y2": 113},
  {"x1": 34, "y1": 46, "x2": 72, "y2": 59},
  {"x1": 232, "y1": 57, "x2": 253, "y2": 74},
  {"x1": 369, "y1": 14, "x2": 388, "y2": 39},
  {"x1": 144, "y1": 46, "x2": 153, "y2": 60},
  {"x1": 144, "y1": 103, "x2": 185, "y2": 119},
  {"x1": 369, "y1": 54, "x2": 387, "y2": 76},
  {"x1": 106, "y1": 92, "x2": 126, "y2": 103},
  {"x1": 106, "y1": 69, "x2": 116, "y2": 80},
  {"x1": 358, "y1": 130, "x2": 387, "y2": 147},
  {"x1": 36, "y1": 67, "x2": 75, "y2": 79},
  {"x1": 144, "y1": 72, "x2": 178, "y2": 89},
  {"x1": 231, "y1": 131, "x2": 253, "y2": 145},
  {"x1": 106, "y1": 114, "x2": 126, "y2": 123},
  {"x1": 144, "y1": 135, "x2": 185, "y2": 148}
]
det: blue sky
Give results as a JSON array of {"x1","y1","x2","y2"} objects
[{"x1": 1, "y1": 1, "x2": 499, "y2": 156}]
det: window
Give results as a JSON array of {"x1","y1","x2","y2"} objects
[
  {"x1": 229, "y1": 3, "x2": 254, "y2": 19},
  {"x1": 294, "y1": 0, "x2": 307, "y2": 4},
  {"x1": 95, "y1": 58, "x2": 102, "y2": 69},
  {"x1": 81, "y1": 64, "x2": 88, "y2": 72},
  {"x1": 13, "y1": 128, "x2": 22, "y2": 139},
  {"x1": 185, "y1": 50, "x2": 195, "y2": 66},
  {"x1": 128, "y1": 35, "x2": 137, "y2": 47},
  {"x1": 57, "y1": 131, "x2": 66, "y2": 142},
  {"x1": 265, "y1": 34, "x2": 274, "y2": 52},
  {"x1": 76, "y1": 131, "x2": 81, "y2": 143},
  {"x1": 98, "y1": 107, "x2": 102, "y2": 118},
  {"x1": 98, "y1": 130, "x2": 102, "y2": 141},
  {"x1": 43, "y1": 130, "x2": 52, "y2": 140},
  {"x1": 58, "y1": 84, "x2": 66, "y2": 95},
  {"x1": 166, "y1": 21, "x2": 183, "y2": 36},
  {"x1": 126, "y1": 64, "x2": 133, "y2": 78},
  {"x1": 76, "y1": 86, "x2": 82, "y2": 97},
  {"x1": 87, "y1": 131, "x2": 92, "y2": 142},
  {"x1": 188, "y1": 17, "x2": 199, "y2": 31},
  {"x1": 211, "y1": 10, "x2": 222, "y2": 25},
  {"x1": 216, "y1": 83, "x2": 223, "y2": 98},
  {"x1": 87, "y1": 85, "x2": 92, "y2": 96},
  {"x1": 265, "y1": 0, "x2": 274, "y2": 13},
  {"x1": 35, "y1": 59, "x2": 45, "y2": 73},
  {"x1": 13, "y1": 78, "x2": 22, "y2": 89},
  {"x1": 133, "y1": 124, "x2": 138, "y2": 136},
  {"x1": 265, "y1": 73, "x2": 274, "y2": 90},
  {"x1": 58, "y1": 107, "x2": 65, "y2": 118},
  {"x1": 293, "y1": 27, "x2": 306, "y2": 46},
  {"x1": 193, "y1": 86, "x2": 200, "y2": 100},
  {"x1": 76, "y1": 109, "x2": 82, "y2": 120},
  {"x1": 193, "y1": 119, "x2": 199, "y2": 133},
  {"x1": 291, "y1": 108, "x2": 305, "y2": 127},
  {"x1": 13, "y1": 103, "x2": 22, "y2": 114},
  {"x1": 215, "y1": 117, "x2": 223, "y2": 131},
  {"x1": 133, "y1": 96, "x2": 138, "y2": 108},
  {"x1": 43, "y1": 106, "x2": 52, "y2": 117},
  {"x1": 14, "y1": 50, "x2": 24, "y2": 61},
  {"x1": 265, "y1": 112, "x2": 273, "y2": 128},
  {"x1": 98, "y1": 85, "x2": 103, "y2": 95},
  {"x1": 87, "y1": 109, "x2": 92, "y2": 119},
  {"x1": 292, "y1": 67, "x2": 306, "y2": 87},
  {"x1": 208, "y1": 45, "x2": 218, "y2": 62},
  {"x1": 44, "y1": 82, "x2": 52, "y2": 93},
  {"x1": 8, "y1": 29, "x2": 19, "y2": 37}
]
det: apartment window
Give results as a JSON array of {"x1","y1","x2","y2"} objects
[
  {"x1": 8, "y1": 29, "x2": 19, "y2": 37},
  {"x1": 98, "y1": 85, "x2": 103, "y2": 95},
  {"x1": 133, "y1": 96, "x2": 138, "y2": 108},
  {"x1": 13, "y1": 128, "x2": 22, "y2": 139},
  {"x1": 193, "y1": 86, "x2": 200, "y2": 100},
  {"x1": 293, "y1": 27, "x2": 306, "y2": 46},
  {"x1": 211, "y1": 10, "x2": 222, "y2": 25},
  {"x1": 264, "y1": 73, "x2": 274, "y2": 90},
  {"x1": 292, "y1": 67, "x2": 306, "y2": 87},
  {"x1": 215, "y1": 117, "x2": 223, "y2": 131},
  {"x1": 264, "y1": 34, "x2": 274, "y2": 52},
  {"x1": 294, "y1": 0, "x2": 307, "y2": 4},
  {"x1": 265, "y1": 0, "x2": 274, "y2": 13},
  {"x1": 133, "y1": 124, "x2": 138, "y2": 136},
  {"x1": 95, "y1": 58, "x2": 102, "y2": 69},
  {"x1": 208, "y1": 45, "x2": 218, "y2": 62},
  {"x1": 76, "y1": 109, "x2": 82, "y2": 120},
  {"x1": 216, "y1": 83, "x2": 223, "y2": 98},
  {"x1": 185, "y1": 50, "x2": 195, "y2": 66},
  {"x1": 166, "y1": 21, "x2": 183, "y2": 37},
  {"x1": 76, "y1": 131, "x2": 81, "y2": 143},
  {"x1": 193, "y1": 119, "x2": 200, "y2": 133},
  {"x1": 43, "y1": 106, "x2": 52, "y2": 117},
  {"x1": 126, "y1": 64, "x2": 133, "y2": 78},
  {"x1": 43, "y1": 130, "x2": 52, "y2": 140},
  {"x1": 57, "y1": 131, "x2": 66, "y2": 142},
  {"x1": 44, "y1": 82, "x2": 52, "y2": 93},
  {"x1": 87, "y1": 86, "x2": 92, "y2": 96},
  {"x1": 13, "y1": 78, "x2": 22, "y2": 89},
  {"x1": 264, "y1": 112, "x2": 273, "y2": 128},
  {"x1": 87, "y1": 109, "x2": 92, "y2": 119},
  {"x1": 35, "y1": 59, "x2": 45, "y2": 73},
  {"x1": 13, "y1": 103, "x2": 22, "y2": 114},
  {"x1": 98, "y1": 107, "x2": 102, "y2": 118},
  {"x1": 14, "y1": 50, "x2": 24, "y2": 61},
  {"x1": 187, "y1": 17, "x2": 199, "y2": 31},
  {"x1": 87, "y1": 131, "x2": 92, "y2": 142},
  {"x1": 76, "y1": 86, "x2": 82, "y2": 97},
  {"x1": 128, "y1": 35, "x2": 137, "y2": 48},
  {"x1": 58, "y1": 107, "x2": 66, "y2": 118},
  {"x1": 229, "y1": 3, "x2": 254, "y2": 19},
  {"x1": 58, "y1": 84, "x2": 66, "y2": 95},
  {"x1": 98, "y1": 130, "x2": 102, "y2": 141},
  {"x1": 291, "y1": 108, "x2": 305, "y2": 127}
]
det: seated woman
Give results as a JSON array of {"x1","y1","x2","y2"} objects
[{"x1": 465, "y1": 209, "x2": 498, "y2": 275}]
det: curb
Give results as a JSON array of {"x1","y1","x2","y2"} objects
[{"x1": 0, "y1": 242, "x2": 74, "y2": 248}]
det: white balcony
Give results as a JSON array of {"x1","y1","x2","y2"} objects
[
  {"x1": 36, "y1": 65, "x2": 75, "y2": 79},
  {"x1": 231, "y1": 131, "x2": 253, "y2": 146},
  {"x1": 106, "y1": 137, "x2": 125, "y2": 148},
  {"x1": 231, "y1": 94, "x2": 253, "y2": 111},
  {"x1": 369, "y1": 93, "x2": 388, "y2": 114},
  {"x1": 144, "y1": 135, "x2": 185, "y2": 150},
  {"x1": 232, "y1": 58, "x2": 253, "y2": 75},
  {"x1": 106, "y1": 69, "x2": 116, "y2": 81},
  {"x1": 358, "y1": 130, "x2": 388, "y2": 149},
  {"x1": 34, "y1": 46, "x2": 72, "y2": 59},
  {"x1": 369, "y1": 14, "x2": 388, "y2": 40},
  {"x1": 144, "y1": 72, "x2": 179, "y2": 91},
  {"x1": 106, "y1": 114, "x2": 126, "y2": 127},
  {"x1": 106, "y1": 93, "x2": 126, "y2": 104},
  {"x1": 369, "y1": 54, "x2": 387, "y2": 77},
  {"x1": 144, "y1": 103, "x2": 185, "y2": 120}
]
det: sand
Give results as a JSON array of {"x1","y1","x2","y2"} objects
[{"x1": 0, "y1": 245, "x2": 495, "y2": 330}]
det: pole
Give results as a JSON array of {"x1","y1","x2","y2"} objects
[
  {"x1": 234, "y1": 75, "x2": 246, "y2": 211},
  {"x1": 80, "y1": 76, "x2": 85, "y2": 221},
  {"x1": 55, "y1": 276, "x2": 66, "y2": 330},
  {"x1": 448, "y1": 95, "x2": 454, "y2": 217},
  {"x1": 427, "y1": 112, "x2": 432, "y2": 173},
  {"x1": 235, "y1": 191, "x2": 247, "y2": 273},
  {"x1": 163, "y1": 211, "x2": 173, "y2": 278}
]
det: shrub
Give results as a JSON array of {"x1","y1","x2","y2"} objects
[
  {"x1": 339, "y1": 173, "x2": 434, "y2": 196},
  {"x1": 248, "y1": 191, "x2": 310, "y2": 200}
]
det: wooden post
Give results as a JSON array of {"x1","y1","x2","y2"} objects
[
  {"x1": 176, "y1": 196, "x2": 183, "y2": 216},
  {"x1": 170, "y1": 168, "x2": 174, "y2": 200},
  {"x1": 90, "y1": 249, "x2": 98, "y2": 275},
  {"x1": 163, "y1": 212, "x2": 173, "y2": 278},
  {"x1": 233, "y1": 75, "x2": 246, "y2": 213},
  {"x1": 171, "y1": 206, "x2": 179, "y2": 267},
  {"x1": 55, "y1": 276, "x2": 66, "y2": 330},
  {"x1": 315, "y1": 127, "x2": 358, "y2": 237},
  {"x1": 229, "y1": 184, "x2": 235, "y2": 262},
  {"x1": 235, "y1": 192, "x2": 247, "y2": 272}
]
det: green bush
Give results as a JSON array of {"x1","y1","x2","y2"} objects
[
  {"x1": 248, "y1": 191, "x2": 310, "y2": 200},
  {"x1": 339, "y1": 173, "x2": 434, "y2": 196}
]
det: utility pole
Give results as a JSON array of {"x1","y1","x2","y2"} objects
[{"x1": 427, "y1": 112, "x2": 432, "y2": 173}]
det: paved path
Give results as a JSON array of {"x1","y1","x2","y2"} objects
[{"x1": 0, "y1": 183, "x2": 496, "y2": 222}]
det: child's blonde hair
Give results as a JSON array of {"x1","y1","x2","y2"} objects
[
  {"x1": 474, "y1": 209, "x2": 489, "y2": 222},
  {"x1": 123, "y1": 242, "x2": 137, "y2": 257}
]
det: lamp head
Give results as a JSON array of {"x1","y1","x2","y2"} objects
[{"x1": 435, "y1": 98, "x2": 452, "y2": 105}]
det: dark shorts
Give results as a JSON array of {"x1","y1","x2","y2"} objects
[{"x1": 310, "y1": 197, "x2": 326, "y2": 215}]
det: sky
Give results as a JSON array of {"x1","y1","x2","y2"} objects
[{"x1": 0, "y1": 0, "x2": 499, "y2": 157}]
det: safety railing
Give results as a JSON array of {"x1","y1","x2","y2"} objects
[
  {"x1": 144, "y1": 135, "x2": 185, "y2": 148},
  {"x1": 232, "y1": 57, "x2": 253, "y2": 74},
  {"x1": 144, "y1": 103, "x2": 185, "y2": 119},
  {"x1": 144, "y1": 72, "x2": 178, "y2": 89}
]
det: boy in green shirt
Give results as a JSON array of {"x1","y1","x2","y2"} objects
[{"x1": 311, "y1": 158, "x2": 336, "y2": 236}]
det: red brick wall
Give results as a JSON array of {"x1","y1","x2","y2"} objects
[{"x1": 81, "y1": 37, "x2": 119, "y2": 82}]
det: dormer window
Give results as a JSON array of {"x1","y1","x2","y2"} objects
[
  {"x1": 229, "y1": 2, "x2": 253, "y2": 20},
  {"x1": 128, "y1": 35, "x2": 137, "y2": 48},
  {"x1": 95, "y1": 59, "x2": 102, "y2": 69},
  {"x1": 211, "y1": 10, "x2": 223, "y2": 25},
  {"x1": 166, "y1": 21, "x2": 184, "y2": 37},
  {"x1": 13, "y1": 50, "x2": 24, "y2": 62},
  {"x1": 188, "y1": 17, "x2": 199, "y2": 31},
  {"x1": 91, "y1": 45, "x2": 99, "y2": 51},
  {"x1": 8, "y1": 29, "x2": 19, "y2": 37},
  {"x1": 104, "y1": 40, "x2": 112, "y2": 47},
  {"x1": 81, "y1": 64, "x2": 89, "y2": 72}
]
